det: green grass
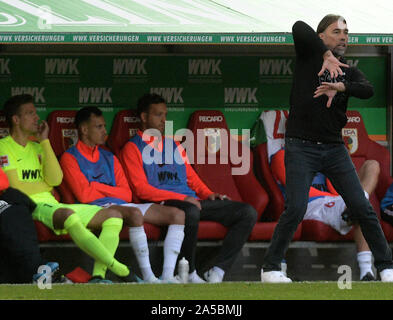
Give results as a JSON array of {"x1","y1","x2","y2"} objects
[{"x1": 1, "y1": 282, "x2": 393, "y2": 300}]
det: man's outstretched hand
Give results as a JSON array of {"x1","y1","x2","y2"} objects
[
  {"x1": 314, "y1": 82, "x2": 345, "y2": 108},
  {"x1": 318, "y1": 50, "x2": 349, "y2": 80}
]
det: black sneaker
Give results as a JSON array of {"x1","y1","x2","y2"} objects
[{"x1": 361, "y1": 272, "x2": 375, "y2": 281}]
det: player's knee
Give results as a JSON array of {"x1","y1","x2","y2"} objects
[
  {"x1": 284, "y1": 201, "x2": 308, "y2": 224},
  {"x1": 240, "y1": 203, "x2": 258, "y2": 226},
  {"x1": 168, "y1": 207, "x2": 185, "y2": 225},
  {"x1": 103, "y1": 207, "x2": 123, "y2": 220},
  {"x1": 183, "y1": 203, "x2": 200, "y2": 226},
  {"x1": 53, "y1": 208, "x2": 75, "y2": 230},
  {"x1": 124, "y1": 207, "x2": 144, "y2": 227},
  {"x1": 364, "y1": 159, "x2": 380, "y2": 176}
]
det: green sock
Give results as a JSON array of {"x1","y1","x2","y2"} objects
[
  {"x1": 64, "y1": 214, "x2": 129, "y2": 277},
  {"x1": 92, "y1": 217, "x2": 123, "y2": 279}
]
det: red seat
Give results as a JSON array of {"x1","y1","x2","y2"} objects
[
  {"x1": 107, "y1": 109, "x2": 144, "y2": 205},
  {"x1": 254, "y1": 142, "x2": 285, "y2": 222},
  {"x1": 107, "y1": 109, "x2": 140, "y2": 157},
  {"x1": 187, "y1": 110, "x2": 301, "y2": 241},
  {"x1": 47, "y1": 110, "x2": 78, "y2": 158},
  {"x1": 341, "y1": 110, "x2": 393, "y2": 241},
  {"x1": 47, "y1": 110, "x2": 78, "y2": 205}
]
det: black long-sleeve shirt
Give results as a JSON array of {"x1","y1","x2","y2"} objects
[{"x1": 286, "y1": 21, "x2": 374, "y2": 143}]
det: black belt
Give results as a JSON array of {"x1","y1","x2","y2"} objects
[{"x1": 286, "y1": 137, "x2": 323, "y2": 145}]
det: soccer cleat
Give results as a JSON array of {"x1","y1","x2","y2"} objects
[
  {"x1": 88, "y1": 276, "x2": 113, "y2": 284},
  {"x1": 360, "y1": 272, "x2": 375, "y2": 281},
  {"x1": 32, "y1": 262, "x2": 60, "y2": 283},
  {"x1": 261, "y1": 270, "x2": 292, "y2": 283},
  {"x1": 380, "y1": 268, "x2": 393, "y2": 282},
  {"x1": 204, "y1": 269, "x2": 223, "y2": 283}
]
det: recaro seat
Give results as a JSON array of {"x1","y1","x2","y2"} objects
[
  {"x1": 107, "y1": 109, "x2": 140, "y2": 158},
  {"x1": 47, "y1": 110, "x2": 78, "y2": 205},
  {"x1": 187, "y1": 110, "x2": 301, "y2": 241},
  {"x1": 339, "y1": 110, "x2": 393, "y2": 241}
]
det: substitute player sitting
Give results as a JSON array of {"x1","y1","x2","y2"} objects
[
  {"x1": 0, "y1": 94, "x2": 134, "y2": 284},
  {"x1": 271, "y1": 148, "x2": 379, "y2": 280},
  {"x1": 59, "y1": 106, "x2": 185, "y2": 283}
]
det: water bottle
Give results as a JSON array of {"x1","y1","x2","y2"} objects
[
  {"x1": 281, "y1": 259, "x2": 287, "y2": 277},
  {"x1": 178, "y1": 257, "x2": 189, "y2": 283}
]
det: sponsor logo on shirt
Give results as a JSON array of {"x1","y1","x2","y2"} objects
[
  {"x1": 319, "y1": 69, "x2": 346, "y2": 84},
  {"x1": 158, "y1": 171, "x2": 179, "y2": 182},
  {"x1": 21, "y1": 169, "x2": 42, "y2": 180},
  {"x1": 325, "y1": 201, "x2": 336, "y2": 208},
  {"x1": 0, "y1": 155, "x2": 9, "y2": 167}
]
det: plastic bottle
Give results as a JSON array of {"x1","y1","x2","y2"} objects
[
  {"x1": 281, "y1": 259, "x2": 287, "y2": 277},
  {"x1": 178, "y1": 257, "x2": 189, "y2": 283}
]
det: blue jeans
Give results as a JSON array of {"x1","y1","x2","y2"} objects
[{"x1": 262, "y1": 137, "x2": 393, "y2": 273}]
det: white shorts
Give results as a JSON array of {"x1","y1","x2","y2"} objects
[
  {"x1": 102, "y1": 202, "x2": 153, "y2": 216},
  {"x1": 304, "y1": 191, "x2": 369, "y2": 235}
]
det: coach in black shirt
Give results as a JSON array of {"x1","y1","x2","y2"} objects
[{"x1": 261, "y1": 14, "x2": 393, "y2": 282}]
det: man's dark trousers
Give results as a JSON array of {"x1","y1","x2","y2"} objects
[
  {"x1": 0, "y1": 204, "x2": 44, "y2": 283},
  {"x1": 262, "y1": 137, "x2": 393, "y2": 273}
]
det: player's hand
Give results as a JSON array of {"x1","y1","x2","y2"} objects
[
  {"x1": 36, "y1": 120, "x2": 49, "y2": 141},
  {"x1": 317, "y1": 82, "x2": 346, "y2": 92},
  {"x1": 208, "y1": 193, "x2": 231, "y2": 201},
  {"x1": 318, "y1": 50, "x2": 349, "y2": 79},
  {"x1": 183, "y1": 196, "x2": 201, "y2": 210},
  {"x1": 314, "y1": 82, "x2": 345, "y2": 108}
]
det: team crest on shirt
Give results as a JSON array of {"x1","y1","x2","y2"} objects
[
  {"x1": 0, "y1": 155, "x2": 9, "y2": 167},
  {"x1": 342, "y1": 128, "x2": 358, "y2": 154}
]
